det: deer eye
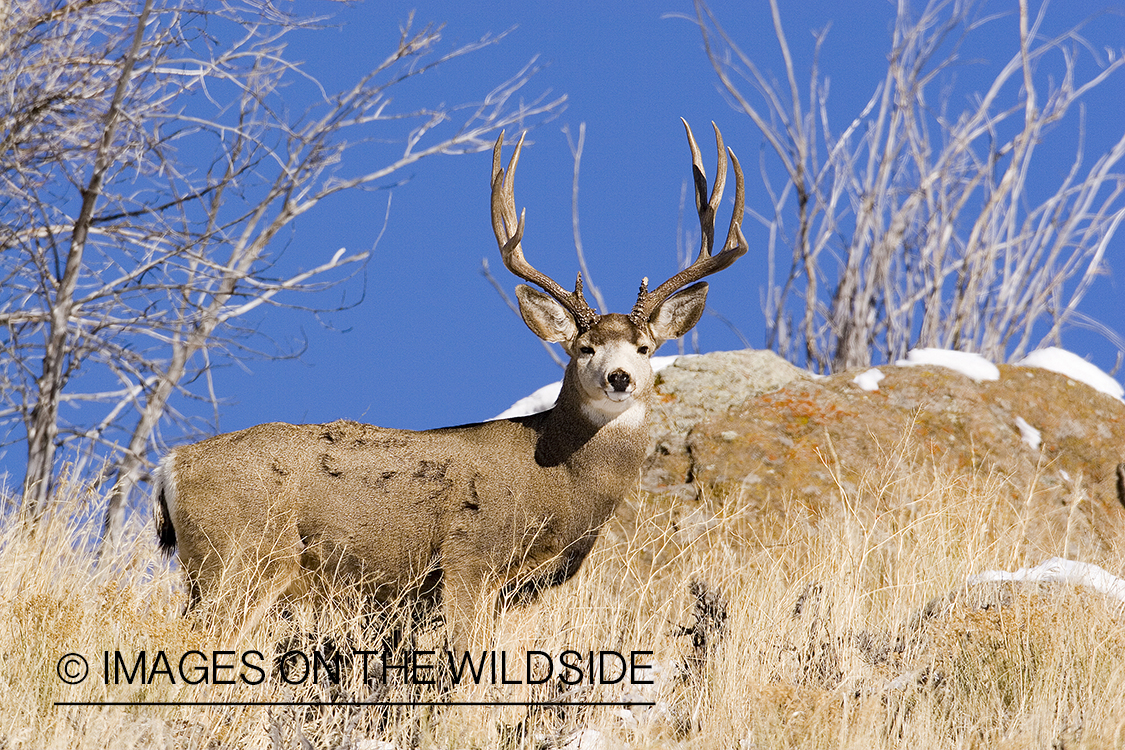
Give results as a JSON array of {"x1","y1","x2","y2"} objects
[
  {"x1": 580, "y1": 346, "x2": 595, "y2": 355},
  {"x1": 637, "y1": 346, "x2": 650, "y2": 355}
]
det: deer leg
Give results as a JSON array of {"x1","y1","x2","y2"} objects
[{"x1": 440, "y1": 556, "x2": 494, "y2": 658}]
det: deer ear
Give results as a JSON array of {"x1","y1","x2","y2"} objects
[
  {"x1": 515, "y1": 284, "x2": 579, "y2": 344},
  {"x1": 648, "y1": 281, "x2": 708, "y2": 345}
]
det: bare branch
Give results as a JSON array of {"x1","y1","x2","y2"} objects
[
  {"x1": 695, "y1": 0, "x2": 1125, "y2": 373},
  {"x1": 562, "y1": 123, "x2": 608, "y2": 315},
  {"x1": 479, "y1": 258, "x2": 566, "y2": 368},
  {"x1": 0, "y1": 0, "x2": 564, "y2": 534}
]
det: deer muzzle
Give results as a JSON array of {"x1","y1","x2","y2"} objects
[{"x1": 606, "y1": 369, "x2": 633, "y2": 400}]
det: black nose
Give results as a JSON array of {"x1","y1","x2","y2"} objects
[{"x1": 608, "y1": 370, "x2": 631, "y2": 392}]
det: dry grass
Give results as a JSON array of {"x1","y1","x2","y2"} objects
[{"x1": 4, "y1": 447, "x2": 1125, "y2": 749}]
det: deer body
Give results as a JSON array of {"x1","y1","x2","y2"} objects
[
  {"x1": 154, "y1": 122, "x2": 746, "y2": 648},
  {"x1": 158, "y1": 336, "x2": 649, "y2": 632}
]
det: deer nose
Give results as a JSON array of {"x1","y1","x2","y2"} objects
[{"x1": 608, "y1": 369, "x2": 631, "y2": 392}]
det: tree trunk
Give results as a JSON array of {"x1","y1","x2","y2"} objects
[{"x1": 22, "y1": 0, "x2": 153, "y2": 515}]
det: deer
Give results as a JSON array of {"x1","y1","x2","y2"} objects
[{"x1": 152, "y1": 119, "x2": 747, "y2": 652}]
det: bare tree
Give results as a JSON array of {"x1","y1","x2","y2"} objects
[
  {"x1": 693, "y1": 0, "x2": 1125, "y2": 373},
  {"x1": 0, "y1": 0, "x2": 563, "y2": 539}
]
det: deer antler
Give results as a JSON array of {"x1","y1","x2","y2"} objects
[
  {"x1": 630, "y1": 119, "x2": 747, "y2": 325},
  {"x1": 492, "y1": 132, "x2": 599, "y2": 331}
]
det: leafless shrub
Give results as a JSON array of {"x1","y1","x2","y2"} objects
[
  {"x1": 694, "y1": 0, "x2": 1125, "y2": 373},
  {"x1": 0, "y1": 0, "x2": 564, "y2": 535}
]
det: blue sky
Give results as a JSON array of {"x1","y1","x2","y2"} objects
[{"x1": 196, "y1": 0, "x2": 1124, "y2": 437}]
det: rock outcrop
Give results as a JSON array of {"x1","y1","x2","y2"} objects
[{"x1": 645, "y1": 349, "x2": 1125, "y2": 556}]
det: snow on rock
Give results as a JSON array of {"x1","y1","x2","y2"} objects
[
  {"x1": 894, "y1": 348, "x2": 1000, "y2": 381},
  {"x1": 493, "y1": 381, "x2": 562, "y2": 420},
  {"x1": 493, "y1": 354, "x2": 690, "y2": 420},
  {"x1": 967, "y1": 557, "x2": 1125, "y2": 603},
  {"x1": 852, "y1": 368, "x2": 885, "y2": 392},
  {"x1": 1014, "y1": 416, "x2": 1041, "y2": 450},
  {"x1": 1017, "y1": 347, "x2": 1124, "y2": 402},
  {"x1": 650, "y1": 354, "x2": 686, "y2": 372}
]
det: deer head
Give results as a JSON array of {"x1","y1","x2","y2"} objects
[{"x1": 490, "y1": 119, "x2": 747, "y2": 423}]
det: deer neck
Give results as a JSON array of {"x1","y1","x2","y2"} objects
[{"x1": 534, "y1": 366, "x2": 650, "y2": 501}]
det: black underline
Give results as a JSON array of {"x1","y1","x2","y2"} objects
[{"x1": 55, "y1": 700, "x2": 655, "y2": 707}]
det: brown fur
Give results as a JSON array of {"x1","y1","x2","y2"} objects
[
  {"x1": 153, "y1": 123, "x2": 746, "y2": 649},
  {"x1": 155, "y1": 314, "x2": 675, "y2": 648}
]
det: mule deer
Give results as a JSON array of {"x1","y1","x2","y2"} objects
[{"x1": 153, "y1": 119, "x2": 747, "y2": 650}]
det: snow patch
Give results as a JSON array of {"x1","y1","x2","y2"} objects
[
  {"x1": 493, "y1": 381, "x2": 562, "y2": 420},
  {"x1": 895, "y1": 348, "x2": 999, "y2": 381},
  {"x1": 853, "y1": 368, "x2": 885, "y2": 392},
  {"x1": 1016, "y1": 347, "x2": 1124, "y2": 402},
  {"x1": 968, "y1": 557, "x2": 1125, "y2": 603},
  {"x1": 1014, "y1": 416, "x2": 1041, "y2": 450},
  {"x1": 649, "y1": 354, "x2": 684, "y2": 372}
]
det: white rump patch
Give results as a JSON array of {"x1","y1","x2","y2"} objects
[{"x1": 154, "y1": 453, "x2": 179, "y2": 529}]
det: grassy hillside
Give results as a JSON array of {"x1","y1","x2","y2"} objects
[{"x1": 4, "y1": 448, "x2": 1124, "y2": 749}]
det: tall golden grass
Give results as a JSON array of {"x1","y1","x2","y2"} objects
[{"x1": 4, "y1": 447, "x2": 1125, "y2": 749}]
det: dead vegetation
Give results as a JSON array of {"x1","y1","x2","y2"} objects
[{"x1": 5, "y1": 438, "x2": 1125, "y2": 748}]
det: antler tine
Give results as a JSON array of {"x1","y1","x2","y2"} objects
[
  {"x1": 682, "y1": 119, "x2": 729, "y2": 259},
  {"x1": 491, "y1": 131, "x2": 599, "y2": 330},
  {"x1": 630, "y1": 121, "x2": 748, "y2": 325}
]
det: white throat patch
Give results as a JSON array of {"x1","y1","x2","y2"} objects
[{"x1": 581, "y1": 394, "x2": 647, "y2": 428}]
